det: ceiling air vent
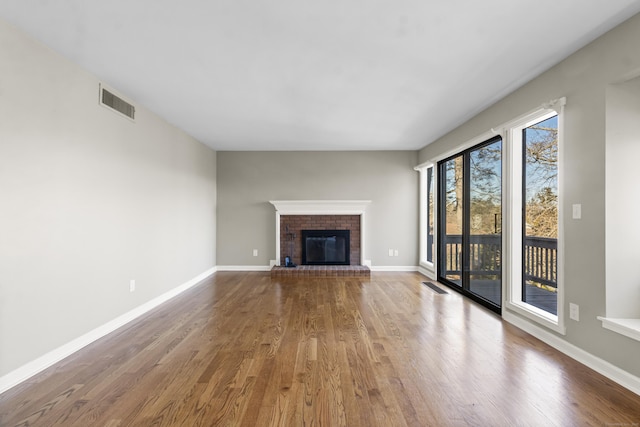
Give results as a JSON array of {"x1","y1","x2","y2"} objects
[{"x1": 99, "y1": 84, "x2": 135, "y2": 120}]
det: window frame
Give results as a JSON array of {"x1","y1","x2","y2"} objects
[
  {"x1": 417, "y1": 163, "x2": 437, "y2": 277},
  {"x1": 502, "y1": 101, "x2": 566, "y2": 334},
  {"x1": 426, "y1": 166, "x2": 435, "y2": 264},
  {"x1": 437, "y1": 136, "x2": 504, "y2": 314}
]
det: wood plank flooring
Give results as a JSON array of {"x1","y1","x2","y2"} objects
[{"x1": 1, "y1": 272, "x2": 639, "y2": 426}]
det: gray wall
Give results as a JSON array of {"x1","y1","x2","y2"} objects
[
  {"x1": 606, "y1": 75, "x2": 640, "y2": 319},
  {"x1": 216, "y1": 151, "x2": 418, "y2": 267},
  {"x1": 0, "y1": 20, "x2": 217, "y2": 377},
  {"x1": 419, "y1": 13, "x2": 640, "y2": 377}
]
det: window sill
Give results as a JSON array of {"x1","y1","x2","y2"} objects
[
  {"x1": 598, "y1": 317, "x2": 640, "y2": 342},
  {"x1": 505, "y1": 301, "x2": 566, "y2": 335}
]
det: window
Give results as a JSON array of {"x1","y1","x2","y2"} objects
[
  {"x1": 427, "y1": 167, "x2": 435, "y2": 263},
  {"x1": 522, "y1": 115, "x2": 558, "y2": 315},
  {"x1": 504, "y1": 99, "x2": 565, "y2": 333},
  {"x1": 416, "y1": 164, "x2": 436, "y2": 275}
]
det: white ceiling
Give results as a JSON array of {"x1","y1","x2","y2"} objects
[{"x1": 2, "y1": 1, "x2": 640, "y2": 151}]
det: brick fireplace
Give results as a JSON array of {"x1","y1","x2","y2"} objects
[
  {"x1": 269, "y1": 200, "x2": 371, "y2": 268},
  {"x1": 280, "y1": 215, "x2": 360, "y2": 266}
]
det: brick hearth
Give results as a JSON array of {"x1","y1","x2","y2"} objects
[{"x1": 270, "y1": 265, "x2": 370, "y2": 278}]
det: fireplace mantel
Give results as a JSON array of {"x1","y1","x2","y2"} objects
[
  {"x1": 269, "y1": 200, "x2": 371, "y2": 215},
  {"x1": 269, "y1": 200, "x2": 371, "y2": 267}
]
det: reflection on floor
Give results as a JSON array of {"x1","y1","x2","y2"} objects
[{"x1": 446, "y1": 279, "x2": 557, "y2": 315}]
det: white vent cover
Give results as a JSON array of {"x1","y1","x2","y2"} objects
[{"x1": 99, "y1": 84, "x2": 135, "y2": 120}]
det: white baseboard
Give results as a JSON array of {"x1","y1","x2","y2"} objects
[
  {"x1": 218, "y1": 265, "x2": 419, "y2": 272},
  {"x1": 369, "y1": 266, "x2": 419, "y2": 272},
  {"x1": 216, "y1": 265, "x2": 272, "y2": 272},
  {"x1": 503, "y1": 310, "x2": 640, "y2": 397},
  {"x1": 0, "y1": 267, "x2": 217, "y2": 395}
]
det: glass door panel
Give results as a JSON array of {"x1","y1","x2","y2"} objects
[
  {"x1": 438, "y1": 137, "x2": 502, "y2": 312},
  {"x1": 440, "y1": 155, "x2": 464, "y2": 286},
  {"x1": 468, "y1": 140, "x2": 502, "y2": 306}
]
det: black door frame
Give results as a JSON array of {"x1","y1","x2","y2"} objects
[{"x1": 437, "y1": 136, "x2": 502, "y2": 315}]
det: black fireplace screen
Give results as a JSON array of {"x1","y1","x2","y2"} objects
[{"x1": 301, "y1": 230, "x2": 350, "y2": 265}]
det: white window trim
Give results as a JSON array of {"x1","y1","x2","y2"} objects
[
  {"x1": 501, "y1": 98, "x2": 566, "y2": 335},
  {"x1": 415, "y1": 163, "x2": 436, "y2": 278}
]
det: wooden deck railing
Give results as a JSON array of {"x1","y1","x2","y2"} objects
[
  {"x1": 443, "y1": 235, "x2": 557, "y2": 288},
  {"x1": 523, "y1": 236, "x2": 557, "y2": 288}
]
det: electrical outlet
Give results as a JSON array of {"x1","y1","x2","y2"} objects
[
  {"x1": 388, "y1": 249, "x2": 394, "y2": 256},
  {"x1": 130, "y1": 279, "x2": 136, "y2": 293},
  {"x1": 569, "y1": 303, "x2": 579, "y2": 321},
  {"x1": 253, "y1": 249, "x2": 258, "y2": 257}
]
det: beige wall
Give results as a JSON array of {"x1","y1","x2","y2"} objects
[
  {"x1": 419, "y1": 13, "x2": 640, "y2": 377},
  {"x1": 216, "y1": 151, "x2": 418, "y2": 267},
  {"x1": 0, "y1": 20, "x2": 217, "y2": 377}
]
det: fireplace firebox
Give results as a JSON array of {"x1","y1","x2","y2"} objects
[{"x1": 301, "y1": 230, "x2": 350, "y2": 265}]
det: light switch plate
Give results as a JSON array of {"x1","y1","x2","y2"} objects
[
  {"x1": 572, "y1": 204, "x2": 582, "y2": 219},
  {"x1": 569, "y1": 303, "x2": 579, "y2": 321}
]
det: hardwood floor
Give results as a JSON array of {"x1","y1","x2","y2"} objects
[{"x1": 1, "y1": 272, "x2": 639, "y2": 426}]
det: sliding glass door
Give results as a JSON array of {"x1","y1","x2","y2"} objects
[
  {"x1": 440, "y1": 154, "x2": 464, "y2": 286},
  {"x1": 438, "y1": 137, "x2": 502, "y2": 312}
]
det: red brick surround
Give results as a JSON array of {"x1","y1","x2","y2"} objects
[{"x1": 280, "y1": 215, "x2": 360, "y2": 266}]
